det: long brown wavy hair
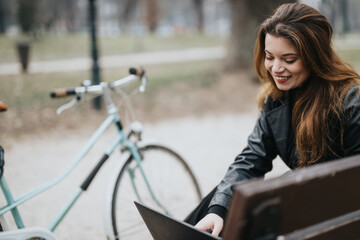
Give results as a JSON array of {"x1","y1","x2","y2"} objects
[{"x1": 254, "y1": 3, "x2": 360, "y2": 167}]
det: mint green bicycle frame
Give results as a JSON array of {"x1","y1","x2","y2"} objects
[{"x1": 0, "y1": 81, "x2": 166, "y2": 233}]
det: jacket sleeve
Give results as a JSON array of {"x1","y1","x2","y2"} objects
[
  {"x1": 209, "y1": 108, "x2": 278, "y2": 210},
  {"x1": 343, "y1": 87, "x2": 360, "y2": 156}
]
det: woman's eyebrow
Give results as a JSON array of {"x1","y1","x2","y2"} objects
[
  {"x1": 283, "y1": 53, "x2": 298, "y2": 57},
  {"x1": 265, "y1": 50, "x2": 298, "y2": 56}
]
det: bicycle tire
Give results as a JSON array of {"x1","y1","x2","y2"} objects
[{"x1": 110, "y1": 144, "x2": 202, "y2": 240}]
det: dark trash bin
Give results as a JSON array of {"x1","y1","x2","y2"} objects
[{"x1": 16, "y1": 41, "x2": 31, "y2": 73}]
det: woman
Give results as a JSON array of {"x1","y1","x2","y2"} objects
[{"x1": 186, "y1": 2, "x2": 360, "y2": 236}]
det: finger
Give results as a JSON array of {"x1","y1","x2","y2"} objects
[
  {"x1": 211, "y1": 223, "x2": 222, "y2": 237},
  {"x1": 194, "y1": 221, "x2": 210, "y2": 231}
]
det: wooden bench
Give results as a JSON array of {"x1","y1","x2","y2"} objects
[{"x1": 222, "y1": 155, "x2": 360, "y2": 240}]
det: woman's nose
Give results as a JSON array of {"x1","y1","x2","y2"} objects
[{"x1": 272, "y1": 60, "x2": 285, "y2": 73}]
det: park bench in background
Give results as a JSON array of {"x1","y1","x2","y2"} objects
[{"x1": 222, "y1": 155, "x2": 360, "y2": 240}]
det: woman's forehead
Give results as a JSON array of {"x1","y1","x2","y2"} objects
[{"x1": 264, "y1": 34, "x2": 298, "y2": 55}]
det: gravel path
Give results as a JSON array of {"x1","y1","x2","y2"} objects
[{"x1": 1, "y1": 111, "x2": 290, "y2": 239}]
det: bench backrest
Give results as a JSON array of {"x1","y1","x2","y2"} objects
[{"x1": 222, "y1": 155, "x2": 360, "y2": 240}]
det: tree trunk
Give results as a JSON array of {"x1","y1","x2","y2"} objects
[
  {"x1": 120, "y1": 0, "x2": 138, "y2": 33},
  {"x1": 0, "y1": 0, "x2": 7, "y2": 33},
  {"x1": 144, "y1": 0, "x2": 159, "y2": 33},
  {"x1": 223, "y1": 0, "x2": 297, "y2": 71},
  {"x1": 63, "y1": 0, "x2": 77, "y2": 32},
  {"x1": 340, "y1": 0, "x2": 350, "y2": 33},
  {"x1": 17, "y1": 0, "x2": 37, "y2": 34},
  {"x1": 193, "y1": 0, "x2": 204, "y2": 33}
]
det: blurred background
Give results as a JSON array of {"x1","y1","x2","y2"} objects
[{"x1": 0, "y1": 0, "x2": 360, "y2": 139}]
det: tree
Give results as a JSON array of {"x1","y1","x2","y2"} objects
[
  {"x1": 118, "y1": 0, "x2": 139, "y2": 32},
  {"x1": 193, "y1": 0, "x2": 204, "y2": 33},
  {"x1": 59, "y1": 0, "x2": 78, "y2": 32},
  {"x1": 42, "y1": 0, "x2": 79, "y2": 33},
  {"x1": 144, "y1": 0, "x2": 159, "y2": 33},
  {"x1": 17, "y1": 0, "x2": 38, "y2": 34},
  {"x1": 223, "y1": 0, "x2": 297, "y2": 71},
  {"x1": 340, "y1": 0, "x2": 350, "y2": 33},
  {"x1": 320, "y1": 0, "x2": 352, "y2": 34},
  {"x1": 0, "y1": 0, "x2": 14, "y2": 34}
]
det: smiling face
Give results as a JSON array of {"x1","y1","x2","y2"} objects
[{"x1": 264, "y1": 34, "x2": 310, "y2": 91}]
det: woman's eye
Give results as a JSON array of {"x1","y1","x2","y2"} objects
[
  {"x1": 265, "y1": 56, "x2": 273, "y2": 60},
  {"x1": 285, "y1": 59, "x2": 296, "y2": 64}
]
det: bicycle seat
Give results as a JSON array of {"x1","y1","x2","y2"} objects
[{"x1": 0, "y1": 101, "x2": 7, "y2": 112}]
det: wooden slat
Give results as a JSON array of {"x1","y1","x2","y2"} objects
[
  {"x1": 223, "y1": 155, "x2": 360, "y2": 240},
  {"x1": 284, "y1": 209, "x2": 360, "y2": 240}
]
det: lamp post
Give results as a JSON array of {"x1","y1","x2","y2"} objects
[{"x1": 89, "y1": 0, "x2": 102, "y2": 109}]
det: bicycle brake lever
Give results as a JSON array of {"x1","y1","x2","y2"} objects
[
  {"x1": 139, "y1": 76, "x2": 147, "y2": 93},
  {"x1": 56, "y1": 95, "x2": 81, "y2": 115}
]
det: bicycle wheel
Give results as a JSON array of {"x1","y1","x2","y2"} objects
[{"x1": 110, "y1": 144, "x2": 202, "y2": 240}]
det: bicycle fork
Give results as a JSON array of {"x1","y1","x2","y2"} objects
[{"x1": 126, "y1": 143, "x2": 171, "y2": 216}]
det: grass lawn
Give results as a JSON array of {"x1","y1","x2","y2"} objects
[{"x1": 0, "y1": 33, "x2": 227, "y2": 64}]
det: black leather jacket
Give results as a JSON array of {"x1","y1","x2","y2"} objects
[{"x1": 209, "y1": 87, "x2": 360, "y2": 212}]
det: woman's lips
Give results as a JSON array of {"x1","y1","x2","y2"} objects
[{"x1": 275, "y1": 75, "x2": 291, "y2": 83}]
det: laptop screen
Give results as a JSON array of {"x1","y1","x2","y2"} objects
[{"x1": 135, "y1": 201, "x2": 221, "y2": 240}]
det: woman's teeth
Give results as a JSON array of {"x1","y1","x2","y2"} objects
[{"x1": 276, "y1": 76, "x2": 290, "y2": 80}]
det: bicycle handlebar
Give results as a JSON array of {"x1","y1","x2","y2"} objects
[
  {"x1": 50, "y1": 67, "x2": 146, "y2": 99},
  {"x1": 50, "y1": 85, "x2": 103, "y2": 98},
  {"x1": 0, "y1": 101, "x2": 7, "y2": 112},
  {"x1": 129, "y1": 67, "x2": 145, "y2": 77},
  {"x1": 50, "y1": 88, "x2": 76, "y2": 98}
]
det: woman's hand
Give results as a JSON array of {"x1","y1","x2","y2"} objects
[{"x1": 194, "y1": 213, "x2": 224, "y2": 236}]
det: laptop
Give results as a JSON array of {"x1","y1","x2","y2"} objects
[{"x1": 135, "y1": 201, "x2": 222, "y2": 240}]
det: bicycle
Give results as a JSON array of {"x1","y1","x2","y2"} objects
[{"x1": 0, "y1": 67, "x2": 202, "y2": 240}]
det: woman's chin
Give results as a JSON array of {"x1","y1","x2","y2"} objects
[{"x1": 275, "y1": 84, "x2": 292, "y2": 91}]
